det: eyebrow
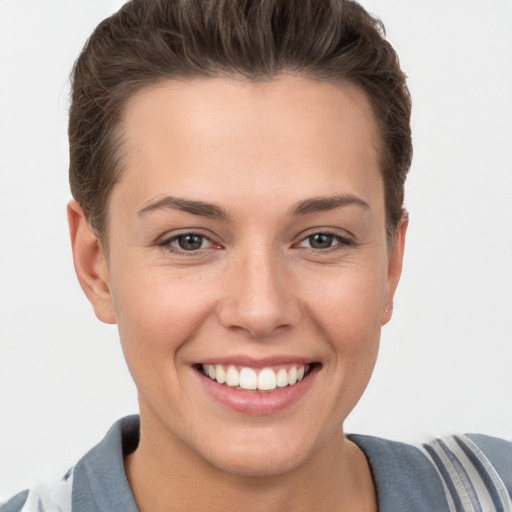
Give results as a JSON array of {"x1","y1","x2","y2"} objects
[
  {"x1": 290, "y1": 194, "x2": 370, "y2": 216},
  {"x1": 137, "y1": 193, "x2": 369, "y2": 219},
  {"x1": 137, "y1": 196, "x2": 229, "y2": 219}
]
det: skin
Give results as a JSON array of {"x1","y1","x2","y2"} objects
[{"x1": 68, "y1": 76, "x2": 407, "y2": 512}]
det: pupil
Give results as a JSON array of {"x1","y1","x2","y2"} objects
[
  {"x1": 179, "y1": 234, "x2": 202, "y2": 250},
  {"x1": 310, "y1": 233, "x2": 333, "y2": 249}
]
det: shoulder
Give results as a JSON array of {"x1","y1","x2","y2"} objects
[
  {"x1": 465, "y1": 432, "x2": 512, "y2": 488},
  {"x1": 349, "y1": 432, "x2": 512, "y2": 512},
  {"x1": 349, "y1": 433, "x2": 449, "y2": 511},
  {"x1": 1, "y1": 416, "x2": 140, "y2": 512},
  {"x1": 1, "y1": 468, "x2": 74, "y2": 512},
  {"x1": 1, "y1": 491, "x2": 29, "y2": 512},
  {"x1": 423, "y1": 433, "x2": 512, "y2": 511}
]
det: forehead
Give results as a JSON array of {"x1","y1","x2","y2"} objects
[{"x1": 116, "y1": 76, "x2": 383, "y2": 209}]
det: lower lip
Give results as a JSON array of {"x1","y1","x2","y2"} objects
[{"x1": 195, "y1": 366, "x2": 319, "y2": 415}]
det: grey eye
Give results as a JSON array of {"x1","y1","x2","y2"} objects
[{"x1": 308, "y1": 233, "x2": 334, "y2": 249}]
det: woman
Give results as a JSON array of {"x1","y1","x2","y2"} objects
[{"x1": 2, "y1": 1, "x2": 511, "y2": 511}]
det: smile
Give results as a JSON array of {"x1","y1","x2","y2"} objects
[
  {"x1": 194, "y1": 361, "x2": 320, "y2": 414},
  {"x1": 199, "y1": 363, "x2": 312, "y2": 392}
]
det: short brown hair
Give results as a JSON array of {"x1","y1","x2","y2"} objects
[{"x1": 69, "y1": 0, "x2": 412, "y2": 242}]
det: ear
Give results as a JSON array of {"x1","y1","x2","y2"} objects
[
  {"x1": 67, "y1": 200, "x2": 116, "y2": 324},
  {"x1": 381, "y1": 215, "x2": 408, "y2": 326}
]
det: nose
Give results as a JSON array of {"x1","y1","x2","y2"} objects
[{"x1": 217, "y1": 248, "x2": 301, "y2": 338}]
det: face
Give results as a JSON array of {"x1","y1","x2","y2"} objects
[{"x1": 71, "y1": 76, "x2": 406, "y2": 477}]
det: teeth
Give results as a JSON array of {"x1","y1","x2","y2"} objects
[
  {"x1": 215, "y1": 364, "x2": 226, "y2": 384},
  {"x1": 201, "y1": 363, "x2": 311, "y2": 391},
  {"x1": 258, "y1": 368, "x2": 277, "y2": 391},
  {"x1": 276, "y1": 368, "x2": 288, "y2": 388},
  {"x1": 288, "y1": 366, "x2": 298, "y2": 385},
  {"x1": 225, "y1": 366, "x2": 240, "y2": 387},
  {"x1": 239, "y1": 368, "x2": 258, "y2": 390}
]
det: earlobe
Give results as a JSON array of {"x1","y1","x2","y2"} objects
[
  {"x1": 67, "y1": 200, "x2": 116, "y2": 324},
  {"x1": 381, "y1": 215, "x2": 408, "y2": 326}
]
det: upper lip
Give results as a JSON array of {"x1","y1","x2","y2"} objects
[{"x1": 195, "y1": 355, "x2": 317, "y2": 368}]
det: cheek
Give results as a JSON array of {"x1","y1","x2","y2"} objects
[
  {"x1": 110, "y1": 272, "x2": 214, "y2": 415},
  {"x1": 302, "y1": 261, "x2": 387, "y2": 341},
  {"x1": 301, "y1": 261, "x2": 385, "y2": 405},
  {"x1": 292, "y1": 265, "x2": 385, "y2": 433},
  {"x1": 110, "y1": 265, "x2": 212, "y2": 366}
]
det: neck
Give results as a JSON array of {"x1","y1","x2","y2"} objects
[{"x1": 124, "y1": 416, "x2": 377, "y2": 512}]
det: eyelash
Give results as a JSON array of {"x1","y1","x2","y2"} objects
[
  {"x1": 157, "y1": 229, "x2": 355, "y2": 254},
  {"x1": 158, "y1": 231, "x2": 219, "y2": 254},
  {"x1": 295, "y1": 230, "x2": 355, "y2": 251}
]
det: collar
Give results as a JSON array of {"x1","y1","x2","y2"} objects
[{"x1": 71, "y1": 416, "x2": 449, "y2": 512}]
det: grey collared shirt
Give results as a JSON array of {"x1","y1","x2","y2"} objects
[{"x1": 3, "y1": 416, "x2": 512, "y2": 512}]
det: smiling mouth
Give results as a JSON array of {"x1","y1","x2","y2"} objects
[{"x1": 196, "y1": 363, "x2": 317, "y2": 392}]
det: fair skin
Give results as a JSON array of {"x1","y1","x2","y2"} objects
[{"x1": 68, "y1": 76, "x2": 407, "y2": 512}]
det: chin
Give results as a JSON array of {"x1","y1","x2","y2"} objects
[
  {"x1": 192, "y1": 423, "x2": 327, "y2": 478},
  {"x1": 206, "y1": 446, "x2": 310, "y2": 478}
]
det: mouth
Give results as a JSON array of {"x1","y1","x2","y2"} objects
[
  {"x1": 193, "y1": 360, "x2": 321, "y2": 415},
  {"x1": 194, "y1": 362, "x2": 318, "y2": 392}
]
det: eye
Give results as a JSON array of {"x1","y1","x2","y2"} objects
[
  {"x1": 307, "y1": 233, "x2": 336, "y2": 249},
  {"x1": 176, "y1": 233, "x2": 206, "y2": 250},
  {"x1": 159, "y1": 232, "x2": 216, "y2": 252},
  {"x1": 296, "y1": 231, "x2": 353, "y2": 250}
]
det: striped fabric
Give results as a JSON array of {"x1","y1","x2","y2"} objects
[
  {"x1": 421, "y1": 435, "x2": 512, "y2": 512},
  {"x1": 18, "y1": 469, "x2": 73, "y2": 512}
]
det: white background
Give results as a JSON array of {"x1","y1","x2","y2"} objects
[{"x1": 1, "y1": 0, "x2": 511, "y2": 501}]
